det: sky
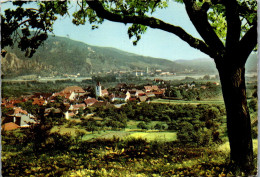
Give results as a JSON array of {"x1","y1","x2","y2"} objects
[{"x1": 2, "y1": 1, "x2": 210, "y2": 61}]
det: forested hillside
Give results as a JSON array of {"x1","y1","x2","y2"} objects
[
  {"x1": 2, "y1": 35, "x2": 185, "y2": 77},
  {"x1": 2, "y1": 35, "x2": 257, "y2": 78}
]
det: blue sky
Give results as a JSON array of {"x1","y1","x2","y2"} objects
[{"x1": 2, "y1": 1, "x2": 210, "y2": 60}]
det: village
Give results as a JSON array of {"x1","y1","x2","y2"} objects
[{"x1": 1, "y1": 78, "x2": 220, "y2": 131}]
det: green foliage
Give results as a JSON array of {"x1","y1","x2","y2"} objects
[
  {"x1": 208, "y1": 6, "x2": 227, "y2": 42},
  {"x1": 73, "y1": 0, "x2": 169, "y2": 46},
  {"x1": 88, "y1": 101, "x2": 226, "y2": 146},
  {"x1": 17, "y1": 100, "x2": 40, "y2": 115},
  {"x1": 165, "y1": 83, "x2": 222, "y2": 101},
  {"x1": 92, "y1": 75, "x2": 117, "y2": 83},
  {"x1": 1, "y1": 107, "x2": 14, "y2": 117},
  {"x1": 46, "y1": 132, "x2": 73, "y2": 150},
  {"x1": 75, "y1": 130, "x2": 85, "y2": 141},
  {"x1": 2, "y1": 129, "x2": 28, "y2": 149},
  {"x1": 65, "y1": 120, "x2": 78, "y2": 128},
  {"x1": 2, "y1": 0, "x2": 257, "y2": 61},
  {"x1": 81, "y1": 118, "x2": 100, "y2": 133},
  {"x1": 249, "y1": 98, "x2": 257, "y2": 112},
  {"x1": 128, "y1": 24, "x2": 147, "y2": 45},
  {"x1": 154, "y1": 123, "x2": 163, "y2": 130},
  {"x1": 137, "y1": 122, "x2": 148, "y2": 129},
  {"x1": 203, "y1": 74, "x2": 211, "y2": 80},
  {"x1": 2, "y1": 1, "x2": 69, "y2": 57},
  {"x1": 3, "y1": 132, "x2": 256, "y2": 176}
]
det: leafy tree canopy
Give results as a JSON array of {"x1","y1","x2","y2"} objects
[{"x1": 1, "y1": 0, "x2": 257, "y2": 59}]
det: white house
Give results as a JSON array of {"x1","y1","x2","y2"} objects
[{"x1": 110, "y1": 91, "x2": 131, "y2": 102}]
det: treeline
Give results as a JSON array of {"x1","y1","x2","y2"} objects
[
  {"x1": 1, "y1": 80, "x2": 91, "y2": 98},
  {"x1": 81, "y1": 102, "x2": 227, "y2": 146},
  {"x1": 164, "y1": 84, "x2": 222, "y2": 100}
]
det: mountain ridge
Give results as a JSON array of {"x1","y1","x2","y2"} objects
[
  {"x1": 2, "y1": 35, "x2": 185, "y2": 77},
  {"x1": 1, "y1": 35, "x2": 258, "y2": 78}
]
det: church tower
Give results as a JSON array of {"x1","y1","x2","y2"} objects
[{"x1": 95, "y1": 82, "x2": 102, "y2": 98}]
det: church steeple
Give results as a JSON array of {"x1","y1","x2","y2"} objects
[{"x1": 95, "y1": 82, "x2": 102, "y2": 98}]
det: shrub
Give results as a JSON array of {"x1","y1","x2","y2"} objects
[
  {"x1": 154, "y1": 123, "x2": 162, "y2": 130},
  {"x1": 45, "y1": 132, "x2": 73, "y2": 151},
  {"x1": 249, "y1": 98, "x2": 258, "y2": 112},
  {"x1": 167, "y1": 121, "x2": 178, "y2": 131},
  {"x1": 75, "y1": 130, "x2": 85, "y2": 141},
  {"x1": 66, "y1": 120, "x2": 77, "y2": 128},
  {"x1": 137, "y1": 122, "x2": 148, "y2": 130},
  {"x1": 177, "y1": 121, "x2": 214, "y2": 146},
  {"x1": 124, "y1": 137, "x2": 148, "y2": 150}
]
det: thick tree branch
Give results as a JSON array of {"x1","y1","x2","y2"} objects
[
  {"x1": 183, "y1": 0, "x2": 225, "y2": 59},
  {"x1": 17, "y1": 12, "x2": 41, "y2": 26},
  {"x1": 86, "y1": 1, "x2": 212, "y2": 57},
  {"x1": 238, "y1": 24, "x2": 257, "y2": 64},
  {"x1": 211, "y1": 0, "x2": 225, "y2": 5},
  {"x1": 224, "y1": 0, "x2": 241, "y2": 52}
]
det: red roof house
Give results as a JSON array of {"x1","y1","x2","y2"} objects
[
  {"x1": 144, "y1": 85, "x2": 159, "y2": 92},
  {"x1": 84, "y1": 98, "x2": 98, "y2": 106},
  {"x1": 2, "y1": 122, "x2": 20, "y2": 131},
  {"x1": 61, "y1": 86, "x2": 85, "y2": 96},
  {"x1": 101, "y1": 89, "x2": 109, "y2": 96},
  {"x1": 14, "y1": 107, "x2": 28, "y2": 115}
]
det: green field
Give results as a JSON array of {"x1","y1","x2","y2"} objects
[
  {"x1": 127, "y1": 132, "x2": 177, "y2": 142},
  {"x1": 151, "y1": 98, "x2": 224, "y2": 105},
  {"x1": 51, "y1": 121, "x2": 176, "y2": 142},
  {"x1": 51, "y1": 125, "x2": 89, "y2": 136}
]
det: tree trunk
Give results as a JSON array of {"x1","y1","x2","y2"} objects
[{"x1": 216, "y1": 57, "x2": 253, "y2": 172}]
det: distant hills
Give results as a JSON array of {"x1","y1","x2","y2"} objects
[
  {"x1": 174, "y1": 58, "x2": 217, "y2": 73},
  {"x1": 1, "y1": 35, "x2": 258, "y2": 78},
  {"x1": 175, "y1": 54, "x2": 258, "y2": 74},
  {"x1": 2, "y1": 35, "x2": 185, "y2": 77}
]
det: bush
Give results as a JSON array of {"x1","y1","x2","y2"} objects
[
  {"x1": 124, "y1": 137, "x2": 148, "y2": 150},
  {"x1": 137, "y1": 122, "x2": 148, "y2": 130},
  {"x1": 249, "y1": 98, "x2": 258, "y2": 112},
  {"x1": 167, "y1": 121, "x2": 178, "y2": 131},
  {"x1": 45, "y1": 132, "x2": 73, "y2": 150},
  {"x1": 177, "y1": 121, "x2": 214, "y2": 146},
  {"x1": 66, "y1": 120, "x2": 78, "y2": 128},
  {"x1": 82, "y1": 118, "x2": 100, "y2": 133},
  {"x1": 154, "y1": 123, "x2": 163, "y2": 130},
  {"x1": 75, "y1": 130, "x2": 85, "y2": 141}
]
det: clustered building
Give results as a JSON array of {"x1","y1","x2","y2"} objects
[{"x1": 1, "y1": 81, "x2": 166, "y2": 131}]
